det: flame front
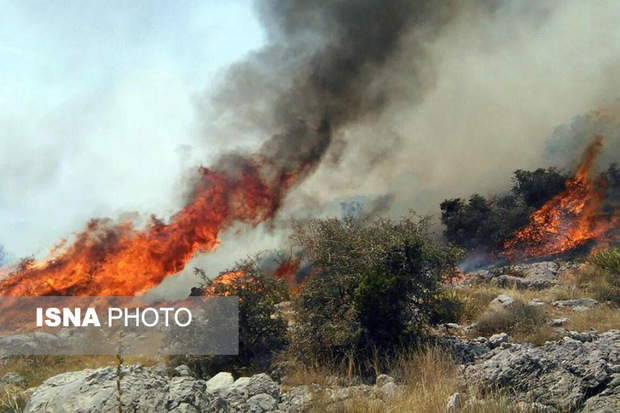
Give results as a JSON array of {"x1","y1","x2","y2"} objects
[
  {"x1": 0, "y1": 159, "x2": 303, "y2": 297},
  {"x1": 504, "y1": 136, "x2": 618, "y2": 259}
]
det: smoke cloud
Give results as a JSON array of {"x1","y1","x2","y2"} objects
[{"x1": 200, "y1": 0, "x2": 620, "y2": 219}]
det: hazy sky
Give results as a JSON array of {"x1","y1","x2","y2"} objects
[{"x1": 0, "y1": 0, "x2": 264, "y2": 259}]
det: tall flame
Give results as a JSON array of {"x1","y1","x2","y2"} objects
[
  {"x1": 0, "y1": 158, "x2": 304, "y2": 297},
  {"x1": 504, "y1": 136, "x2": 618, "y2": 259}
]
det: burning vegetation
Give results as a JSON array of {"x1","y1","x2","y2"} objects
[
  {"x1": 0, "y1": 161, "x2": 304, "y2": 297},
  {"x1": 441, "y1": 136, "x2": 620, "y2": 263},
  {"x1": 503, "y1": 136, "x2": 619, "y2": 259}
]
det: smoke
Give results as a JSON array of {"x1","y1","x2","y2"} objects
[
  {"x1": 154, "y1": 0, "x2": 620, "y2": 295},
  {"x1": 204, "y1": 0, "x2": 461, "y2": 182},
  {"x1": 212, "y1": 0, "x2": 620, "y2": 218}
]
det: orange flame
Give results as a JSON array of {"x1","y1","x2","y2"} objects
[
  {"x1": 504, "y1": 136, "x2": 618, "y2": 259},
  {"x1": 202, "y1": 270, "x2": 246, "y2": 296},
  {"x1": 0, "y1": 159, "x2": 304, "y2": 297}
]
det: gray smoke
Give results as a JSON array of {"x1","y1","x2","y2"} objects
[{"x1": 209, "y1": 0, "x2": 464, "y2": 180}]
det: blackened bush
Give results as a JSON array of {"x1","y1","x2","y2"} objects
[{"x1": 289, "y1": 214, "x2": 463, "y2": 364}]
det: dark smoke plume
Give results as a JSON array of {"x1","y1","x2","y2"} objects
[{"x1": 210, "y1": 0, "x2": 459, "y2": 182}]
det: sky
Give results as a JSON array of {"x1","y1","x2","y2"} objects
[{"x1": 0, "y1": 0, "x2": 265, "y2": 261}]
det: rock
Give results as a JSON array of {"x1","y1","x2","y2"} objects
[
  {"x1": 490, "y1": 294, "x2": 515, "y2": 309},
  {"x1": 516, "y1": 401, "x2": 556, "y2": 413},
  {"x1": 169, "y1": 403, "x2": 199, "y2": 413},
  {"x1": 32, "y1": 332, "x2": 60, "y2": 346},
  {"x1": 281, "y1": 385, "x2": 314, "y2": 411},
  {"x1": 492, "y1": 275, "x2": 553, "y2": 290},
  {"x1": 550, "y1": 318, "x2": 568, "y2": 327},
  {"x1": 233, "y1": 377, "x2": 251, "y2": 388},
  {"x1": 173, "y1": 365, "x2": 193, "y2": 377},
  {"x1": 437, "y1": 336, "x2": 490, "y2": 364},
  {"x1": 446, "y1": 392, "x2": 463, "y2": 412},
  {"x1": 245, "y1": 394, "x2": 278, "y2": 412},
  {"x1": 0, "y1": 372, "x2": 26, "y2": 389},
  {"x1": 552, "y1": 298, "x2": 599, "y2": 311},
  {"x1": 24, "y1": 365, "x2": 248, "y2": 413},
  {"x1": 520, "y1": 262, "x2": 559, "y2": 282},
  {"x1": 528, "y1": 299, "x2": 546, "y2": 307},
  {"x1": 465, "y1": 331, "x2": 620, "y2": 411},
  {"x1": 488, "y1": 333, "x2": 510, "y2": 349},
  {"x1": 379, "y1": 382, "x2": 403, "y2": 402},
  {"x1": 25, "y1": 365, "x2": 171, "y2": 413},
  {"x1": 0, "y1": 335, "x2": 38, "y2": 354},
  {"x1": 166, "y1": 376, "x2": 207, "y2": 411},
  {"x1": 463, "y1": 322, "x2": 478, "y2": 334},
  {"x1": 566, "y1": 330, "x2": 598, "y2": 342},
  {"x1": 247, "y1": 373, "x2": 280, "y2": 399},
  {"x1": 375, "y1": 374, "x2": 394, "y2": 387},
  {"x1": 206, "y1": 372, "x2": 234, "y2": 392}
]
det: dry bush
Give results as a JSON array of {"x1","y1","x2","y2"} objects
[
  {"x1": 300, "y1": 346, "x2": 534, "y2": 413},
  {"x1": 476, "y1": 303, "x2": 548, "y2": 338},
  {"x1": 570, "y1": 264, "x2": 620, "y2": 305},
  {"x1": 566, "y1": 304, "x2": 620, "y2": 333},
  {"x1": 0, "y1": 387, "x2": 28, "y2": 413}
]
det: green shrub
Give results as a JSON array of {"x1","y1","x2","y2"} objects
[
  {"x1": 588, "y1": 248, "x2": 620, "y2": 280},
  {"x1": 170, "y1": 259, "x2": 289, "y2": 378},
  {"x1": 289, "y1": 213, "x2": 464, "y2": 365}
]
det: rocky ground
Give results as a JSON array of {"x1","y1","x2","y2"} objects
[
  {"x1": 11, "y1": 331, "x2": 620, "y2": 412},
  {"x1": 4, "y1": 259, "x2": 620, "y2": 412}
]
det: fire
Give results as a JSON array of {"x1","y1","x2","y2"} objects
[
  {"x1": 504, "y1": 136, "x2": 618, "y2": 259},
  {"x1": 273, "y1": 259, "x2": 301, "y2": 284},
  {"x1": 202, "y1": 270, "x2": 246, "y2": 296},
  {"x1": 0, "y1": 158, "x2": 304, "y2": 297}
]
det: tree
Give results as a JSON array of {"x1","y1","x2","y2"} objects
[
  {"x1": 511, "y1": 167, "x2": 567, "y2": 208},
  {"x1": 440, "y1": 167, "x2": 568, "y2": 253},
  {"x1": 289, "y1": 213, "x2": 463, "y2": 364}
]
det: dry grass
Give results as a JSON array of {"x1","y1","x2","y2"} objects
[
  {"x1": 295, "y1": 347, "x2": 534, "y2": 413},
  {"x1": 565, "y1": 304, "x2": 620, "y2": 333},
  {"x1": 0, "y1": 387, "x2": 28, "y2": 413},
  {"x1": 282, "y1": 362, "x2": 336, "y2": 387}
]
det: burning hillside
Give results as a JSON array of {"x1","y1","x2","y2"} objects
[
  {"x1": 441, "y1": 134, "x2": 620, "y2": 265},
  {"x1": 503, "y1": 136, "x2": 619, "y2": 260}
]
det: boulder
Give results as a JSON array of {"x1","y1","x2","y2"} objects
[
  {"x1": 446, "y1": 392, "x2": 463, "y2": 412},
  {"x1": 489, "y1": 294, "x2": 515, "y2": 309},
  {"x1": 206, "y1": 372, "x2": 234, "y2": 392},
  {"x1": 24, "y1": 366, "x2": 269, "y2": 413},
  {"x1": 465, "y1": 331, "x2": 620, "y2": 411},
  {"x1": 25, "y1": 365, "x2": 171, "y2": 413},
  {"x1": 552, "y1": 298, "x2": 599, "y2": 311},
  {"x1": 245, "y1": 393, "x2": 278, "y2": 412},
  {"x1": 173, "y1": 365, "x2": 193, "y2": 377},
  {"x1": 488, "y1": 333, "x2": 510, "y2": 349},
  {"x1": 375, "y1": 374, "x2": 395, "y2": 387}
]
